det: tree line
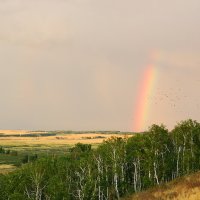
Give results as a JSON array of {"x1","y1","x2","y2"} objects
[{"x1": 0, "y1": 119, "x2": 200, "y2": 199}]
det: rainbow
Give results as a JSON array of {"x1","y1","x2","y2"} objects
[{"x1": 133, "y1": 61, "x2": 157, "y2": 132}]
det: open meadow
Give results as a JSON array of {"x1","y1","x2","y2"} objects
[
  {"x1": 0, "y1": 130, "x2": 133, "y2": 148},
  {"x1": 0, "y1": 130, "x2": 133, "y2": 173}
]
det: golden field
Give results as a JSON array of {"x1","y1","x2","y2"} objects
[
  {"x1": 0, "y1": 164, "x2": 16, "y2": 174},
  {"x1": 0, "y1": 130, "x2": 31, "y2": 135},
  {"x1": 0, "y1": 130, "x2": 132, "y2": 148}
]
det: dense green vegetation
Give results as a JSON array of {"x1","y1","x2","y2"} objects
[
  {"x1": 0, "y1": 146, "x2": 39, "y2": 166},
  {"x1": 0, "y1": 119, "x2": 200, "y2": 199}
]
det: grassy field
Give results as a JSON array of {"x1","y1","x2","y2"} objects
[
  {"x1": 0, "y1": 130, "x2": 132, "y2": 147},
  {"x1": 124, "y1": 171, "x2": 200, "y2": 200},
  {"x1": 0, "y1": 164, "x2": 16, "y2": 174},
  {"x1": 0, "y1": 130, "x2": 132, "y2": 150},
  {"x1": 0, "y1": 130, "x2": 133, "y2": 174}
]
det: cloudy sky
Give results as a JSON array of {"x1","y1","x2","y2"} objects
[{"x1": 0, "y1": 0, "x2": 200, "y2": 131}]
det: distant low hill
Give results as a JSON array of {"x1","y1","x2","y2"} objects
[{"x1": 124, "y1": 171, "x2": 200, "y2": 200}]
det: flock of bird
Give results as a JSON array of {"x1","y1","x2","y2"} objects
[{"x1": 147, "y1": 79, "x2": 200, "y2": 113}]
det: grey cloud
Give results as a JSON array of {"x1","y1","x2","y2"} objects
[{"x1": 0, "y1": 0, "x2": 200, "y2": 130}]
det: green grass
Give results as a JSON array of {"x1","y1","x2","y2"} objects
[
  {"x1": 0, "y1": 154, "x2": 21, "y2": 166},
  {"x1": 0, "y1": 145, "x2": 72, "y2": 172}
]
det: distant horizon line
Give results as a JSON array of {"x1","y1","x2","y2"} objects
[{"x1": 0, "y1": 129, "x2": 136, "y2": 133}]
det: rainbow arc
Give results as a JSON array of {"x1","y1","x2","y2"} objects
[{"x1": 133, "y1": 52, "x2": 160, "y2": 132}]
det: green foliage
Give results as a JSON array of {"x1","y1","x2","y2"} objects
[
  {"x1": 1, "y1": 119, "x2": 200, "y2": 199},
  {"x1": 8, "y1": 193, "x2": 27, "y2": 200},
  {"x1": 0, "y1": 147, "x2": 5, "y2": 154},
  {"x1": 0, "y1": 175, "x2": 8, "y2": 200},
  {"x1": 70, "y1": 143, "x2": 92, "y2": 153},
  {"x1": 10, "y1": 150, "x2": 18, "y2": 156},
  {"x1": 0, "y1": 146, "x2": 39, "y2": 167}
]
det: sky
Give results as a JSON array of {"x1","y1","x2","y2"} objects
[{"x1": 0, "y1": 0, "x2": 200, "y2": 131}]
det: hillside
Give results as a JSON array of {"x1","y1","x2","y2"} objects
[
  {"x1": 1, "y1": 119, "x2": 200, "y2": 199},
  {"x1": 124, "y1": 171, "x2": 200, "y2": 200}
]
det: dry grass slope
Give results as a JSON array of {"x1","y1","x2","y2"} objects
[{"x1": 124, "y1": 171, "x2": 200, "y2": 200}]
